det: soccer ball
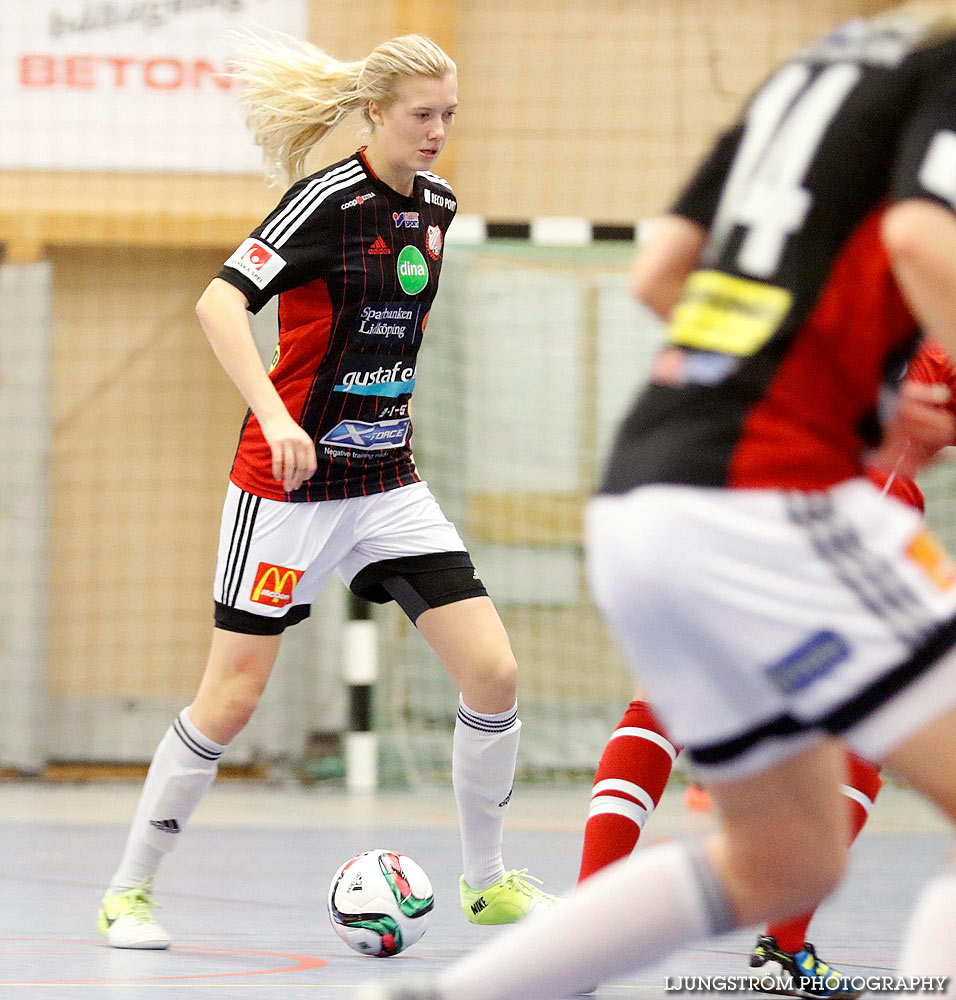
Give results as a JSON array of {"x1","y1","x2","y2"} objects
[{"x1": 327, "y1": 849, "x2": 434, "y2": 957}]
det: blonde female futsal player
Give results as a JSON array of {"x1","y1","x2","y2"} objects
[{"x1": 96, "y1": 32, "x2": 553, "y2": 949}]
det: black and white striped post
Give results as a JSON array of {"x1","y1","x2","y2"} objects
[
  {"x1": 446, "y1": 215, "x2": 639, "y2": 247},
  {"x1": 343, "y1": 593, "x2": 378, "y2": 793}
]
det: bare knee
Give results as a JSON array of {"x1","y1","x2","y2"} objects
[
  {"x1": 190, "y1": 671, "x2": 267, "y2": 743},
  {"x1": 723, "y1": 827, "x2": 847, "y2": 923},
  {"x1": 190, "y1": 632, "x2": 279, "y2": 743},
  {"x1": 459, "y1": 651, "x2": 518, "y2": 714},
  {"x1": 214, "y1": 668, "x2": 268, "y2": 731}
]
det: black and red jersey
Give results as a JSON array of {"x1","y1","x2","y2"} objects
[
  {"x1": 217, "y1": 149, "x2": 457, "y2": 501},
  {"x1": 601, "y1": 14, "x2": 956, "y2": 495}
]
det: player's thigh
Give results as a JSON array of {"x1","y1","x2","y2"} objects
[
  {"x1": 340, "y1": 482, "x2": 488, "y2": 625},
  {"x1": 708, "y1": 738, "x2": 850, "y2": 923},
  {"x1": 197, "y1": 627, "x2": 283, "y2": 693},
  {"x1": 416, "y1": 596, "x2": 516, "y2": 685},
  {"x1": 416, "y1": 596, "x2": 517, "y2": 713},
  {"x1": 880, "y1": 703, "x2": 956, "y2": 823},
  {"x1": 190, "y1": 629, "x2": 283, "y2": 741}
]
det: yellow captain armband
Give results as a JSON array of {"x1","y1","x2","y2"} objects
[{"x1": 669, "y1": 270, "x2": 793, "y2": 357}]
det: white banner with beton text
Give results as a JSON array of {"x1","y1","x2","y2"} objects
[{"x1": 0, "y1": 0, "x2": 307, "y2": 172}]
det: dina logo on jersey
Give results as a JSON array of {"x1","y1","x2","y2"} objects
[
  {"x1": 393, "y1": 211, "x2": 420, "y2": 228},
  {"x1": 319, "y1": 418, "x2": 411, "y2": 451},
  {"x1": 396, "y1": 246, "x2": 429, "y2": 295},
  {"x1": 651, "y1": 346, "x2": 740, "y2": 387}
]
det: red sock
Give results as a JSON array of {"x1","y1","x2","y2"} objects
[
  {"x1": 764, "y1": 752, "x2": 883, "y2": 952},
  {"x1": 577, "y1": 700, "x2": 679, "y2": 883}
]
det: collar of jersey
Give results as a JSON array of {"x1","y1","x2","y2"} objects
[{"x1": 356, "y1": 148, "x2": 419, "y2": 204}]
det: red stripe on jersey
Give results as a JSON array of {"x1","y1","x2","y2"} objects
[
  {"x1": 908, "y1": 338, "x2": 956, "y2": 417},
  {"x1": 729, "y1": 207, "x2": 917, "y2": 490},
  {"x1": 230, "y1": 278, "x2": 334, "y2": 501},
  {"x1": 866, "y1": 337, "x2": 956, "y2": 511},
  {"x1": 358, "y1": 147, "x2": 377, "y2": 179}
]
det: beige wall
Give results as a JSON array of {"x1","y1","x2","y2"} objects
[
  {"x1": 300, "y1": 0, "x2": 899, "y2": 221},
  {"x1": 3, "y1": 0, "x2": 899, "y2": 703},
  {"x1": 47, "y1": 247, "x2": 245, "y2": 698},
  {"x1": 0, "y1": 0, "x2": 899, "y2": 257},
  {"x1": 454, "y1": 0, "x2": 898, "y2": 220}
]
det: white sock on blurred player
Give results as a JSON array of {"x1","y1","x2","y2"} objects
[
  {"x1": 440, "y1": 840, "x2": 735, "y2": 1000},
  {"x1": 898, "y1": 870, "x2": 956, "y2": 982},
  {"x1": 453, "y1": 697, "x2": 520, "y2": 888},
  {"x1": 108, "y1": 707, "x2": 227, "y2": 891}
]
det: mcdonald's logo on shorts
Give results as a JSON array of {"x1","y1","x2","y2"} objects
[{"x1": 250, "y1": 562, "x2": 303, "y2": 608}]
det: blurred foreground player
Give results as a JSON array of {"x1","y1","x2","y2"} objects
[
  {"x1": 96, "y1": 30, "x2": 553, "y2": 949},
  {"x1": 578, "y1": 700, "x2": 882, "y2": 998},
  {"x1": 366, "y1": 7, "x2": 956, "y2": 998},
  {"x1": 576, "y1": 344, "x2": 956, "y2": 999}
]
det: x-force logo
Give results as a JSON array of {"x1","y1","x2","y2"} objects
[
  {"x1": 250, "y1": 562, "x2": 303, "y2": 607},
  {"x1": 319, "y1": 418, "x2": 411, "y2": 452}
]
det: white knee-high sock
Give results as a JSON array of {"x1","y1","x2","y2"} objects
[
  {"x1": 109, "y1": 708, "x2": 227, "y2": 891},
  {"x1": 898, "y1": 869, "x2": 956, "y2": 982},
  {"x1": 453, "y1": 697, "x2": 520, "y2": 889},
  {"x1": 440, "y1": 840, "x2": 736, "y2": 1000}
]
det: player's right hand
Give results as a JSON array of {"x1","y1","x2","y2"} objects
[{"x1": 259, "y1": 413, "x2": 318, "y2": 492}]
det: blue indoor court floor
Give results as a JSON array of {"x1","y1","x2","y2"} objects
[{"x1": 0, "y1": 780, "x2": 950, "y2": 998}]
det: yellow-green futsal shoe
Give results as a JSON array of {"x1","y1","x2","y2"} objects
[
  {"x1": 460, "y1": 869, "x2": 556, "y2": 924},
  {"x1": 98, "y1": 876, "x2": 171, "y2": 949}
]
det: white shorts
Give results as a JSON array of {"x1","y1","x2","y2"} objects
[
  {"x1": 213, "y1": 480, "x2": 481, "y2": 634},
  {"x1": 587, "y1": 479, "x2": 956, "y2": 781}
]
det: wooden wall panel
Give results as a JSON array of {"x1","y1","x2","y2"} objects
[
  {"x1": 453, "y1": 0, "x2": 900, "y2": 220},
  {"x1": 0, "y1": 0, "x2": 901, "y2": 251},
  {"x1": 47, "y1": 247, "x2": 244, "y2": 698}
]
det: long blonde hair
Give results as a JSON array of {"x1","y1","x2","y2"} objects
[
  {"x1": 873, "y1": 1, "x2": 956, "y2": 42},
  {"x1": 232, "y1": 32, "x2": 456, "y2": 186}
]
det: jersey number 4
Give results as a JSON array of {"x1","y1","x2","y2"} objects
[{"x1": 710, "y1": 62, "x2": 862, "y2": 278}]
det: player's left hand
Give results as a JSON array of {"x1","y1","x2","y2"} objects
[{"x1": 869, "y1": 381, "x2": 956, "y2": 479}]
